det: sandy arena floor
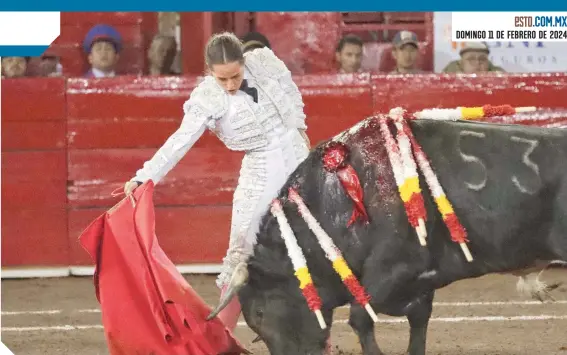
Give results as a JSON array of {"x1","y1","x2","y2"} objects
[{"x1": 2, "y1": 270, "x2": 567, "y2": 355}]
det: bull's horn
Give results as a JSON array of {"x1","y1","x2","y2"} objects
[
  {"x1": 252, "y1": 335, "x2": 262, "y2": 343},
  {"x1": 206, "y1": 262, "x2": 249, "y2": 321}
]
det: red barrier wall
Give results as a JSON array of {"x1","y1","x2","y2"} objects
[
  {"x1": 1, "y1": 78, "x2": 69, "y2": 268},
  {"x1": 373, "y1": 73, "x2": 567, "y2": 111},
  {"x1": 2, "y1": 73, "x2": 567, "y2": 274},
  {"x1": 65, "y1": 76, "x2": 241, "y2": 265}
]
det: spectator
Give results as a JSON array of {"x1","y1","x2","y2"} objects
[
  {"x1": 83, "y1": 24, "x2": 122, "y2": 78},
  {"x1": 443, "y1": 42, "x2": 505, "y2": 74},
  {"x1": 38, "y1": 53, "x2": 63, "y2": 77},
  {"x1": 1, "y1": 56, "x2": 29, "y2": 78},
  {"x1": 147, "y1": 34, "x2": 178, "y2": 75},
  {"x1": 335, "y1": 34, "x2": 363, "y2": 73},
  {"x1": 241, "y1": 31, "x2": 271, "y2": 53},
  {"x1": 390, "y1": 30, "x2": 423, "y2": 74}
]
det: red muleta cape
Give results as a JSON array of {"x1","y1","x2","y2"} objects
[{"x1": 79, "y1": 181, "x2": 247, "y2": 355}]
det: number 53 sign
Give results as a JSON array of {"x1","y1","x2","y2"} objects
[{"x1": 458, "y1": 130, "x2": 542, "y2": 195}]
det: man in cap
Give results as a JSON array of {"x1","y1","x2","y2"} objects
[
  {"x1": 83, "y1": 24, "x2": 122, "y2": 78},
  {"x1": 390, "y1": 30, "x2": 423, "y2": 74},
  {"x1": 442, "y1": 42, "x2": 505, "y2": 73}
]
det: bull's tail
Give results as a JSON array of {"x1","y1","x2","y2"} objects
[{"x1": 515, "y1": 260, "x2": 566, "y2": 302}]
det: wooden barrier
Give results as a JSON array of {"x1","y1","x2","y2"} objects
[
  {"x1": 1, "y1": 78, "x2": 69, "y2": 276},
  {"x1": 2, "y1": 73, "x2": 567, "y2": 277},
  {"x1": 372, "y1": 73, "x2": 567, "y2": 112}
]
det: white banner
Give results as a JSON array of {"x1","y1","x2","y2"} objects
[
  {"x1": 433, "y1": 12, "x2": 567, "y2": 73},
  {"x1": 0, "y1": 12, "x2": 60, "y2": 56},
  {"x1": 0, "y1": 12, "x2": 59, "y2": 45}
]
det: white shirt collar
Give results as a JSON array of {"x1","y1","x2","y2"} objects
[{"x1": 91, "y1": 68, "x2": 116, "y2": 78}]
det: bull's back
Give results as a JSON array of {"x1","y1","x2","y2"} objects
[{"x1": 409, "y1": 119, "x2": 566, "y2": 251}]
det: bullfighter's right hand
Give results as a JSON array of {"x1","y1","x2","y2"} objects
[{"x1": 123, "y1": 181, "x2": 141, "y2": 196}]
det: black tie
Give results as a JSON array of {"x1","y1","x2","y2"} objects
[{"x1": 239, "y1": 79, "x2": 258, "y2": 103}]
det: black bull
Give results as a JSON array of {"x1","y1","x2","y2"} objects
[{"x1": 209, "y1": 117, "x2": 567, "y2": 355}]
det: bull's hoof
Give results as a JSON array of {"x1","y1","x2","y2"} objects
[
  {"x1": 533, "y1": 282, "x2": 561, "y2": 302},
  {"x1": 517, "y1": 274, "x2": 562, "y2": 302}
]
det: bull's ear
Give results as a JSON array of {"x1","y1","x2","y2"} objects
[{"x1": 206, "y1": 262, "x2": 249, "y2": 321}]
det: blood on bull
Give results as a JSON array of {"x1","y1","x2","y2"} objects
[{"x1": 208, "y1": 107, "x2": 567, "y2": 355}]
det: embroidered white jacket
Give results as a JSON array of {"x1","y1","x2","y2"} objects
[{"x1": 131, "y1": 48, "x2": 307, "y2": 184}]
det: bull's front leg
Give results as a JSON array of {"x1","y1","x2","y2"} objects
[
  {"x1": 348, "y1": 303, "x2": 384, "y2": 355},
  {"x1": 405, "y1": 291, "x2": 434, "y2": 355}
]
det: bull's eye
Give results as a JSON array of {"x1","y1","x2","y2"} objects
[{"x1": 255, "y1": 308, "x2": 264, "y2": 318}]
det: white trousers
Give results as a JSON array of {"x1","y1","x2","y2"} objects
[{"x1": 216, "y1": 129, "x2": 309, "y2": 288}]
